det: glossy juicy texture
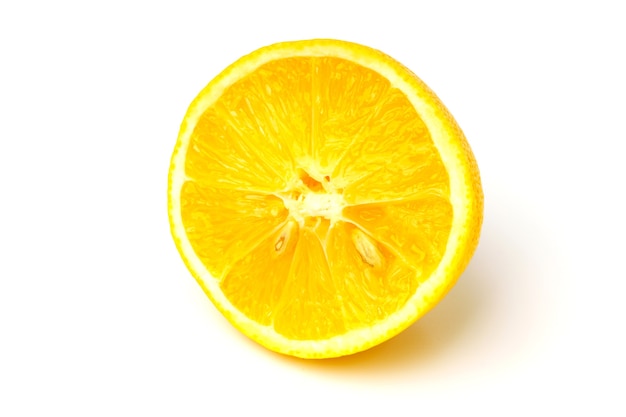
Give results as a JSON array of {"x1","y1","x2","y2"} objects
[{"x1": 168, "y1": 40, "x2": 483, "y2": 358}]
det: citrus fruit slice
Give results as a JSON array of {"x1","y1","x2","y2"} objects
[{"x1": 168, "y1": 39, "x2": 483, "y2": 359}]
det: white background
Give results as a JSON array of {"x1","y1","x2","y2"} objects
[{"x1": 1, "y1": 1, "x2": 624, "y2": 415}]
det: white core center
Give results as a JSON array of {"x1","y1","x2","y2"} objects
[{"x1": 283, "y1": 192, "x2": 346, "y2": 222}]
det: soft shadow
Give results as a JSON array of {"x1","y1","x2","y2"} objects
[
  {"x1": 269, "y1": 187, "x2": 542, "y2": 381},
  {"x1": 266, "y1": 253, "x2": 492, "y2": 379},
  {"x1": 265, "y1": 203, "x2": 520, "y2": 380}
]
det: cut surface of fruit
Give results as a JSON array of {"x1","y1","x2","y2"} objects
[{"x1": 168, "y1": 39, "x2": 483, "y2": 358}]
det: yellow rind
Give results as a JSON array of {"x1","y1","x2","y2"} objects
[{"x1": 168, "y1": 39, "x2": 483, "y2": 359}]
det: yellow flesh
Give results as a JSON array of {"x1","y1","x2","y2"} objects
[{"x1": 180, "y1": 56, "x2": 452, "y2": 341}]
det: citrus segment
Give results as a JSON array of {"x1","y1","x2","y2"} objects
[
  {"x1": 311, "y1": 57, "x2": 394, "y2": 173},
  {"x1": 343, "y1": 196, "x2": 453, "y2": 278},
  {"x1": 271, "y1": 228, "x2": 346, "y2": 340},
  {"x1": 341, "y1": 140, "x2": 449, "y2": 205},
  {"x1": 220, "y1": 220, "x2": 298, "y2": 327},
  {"x1": 329, "y1": 88, "x2": 434, "y2": 191},
  {"x1": 168, "y1": 39, "x2": 484, "y2": 358},
  {"x1": 185, "y1": 106, "x2": 286, "y2": 192},
  {"x1": 325, "y1": 222, "x2": 418, "y2": 325},
  {"x1": 180, "y1": 182, "x2": 289, "y2": 277}
]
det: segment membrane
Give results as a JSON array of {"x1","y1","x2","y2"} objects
[
  {"x1": 185, "y1": 106, "x2": 288, "y2": 192},
  {"x1": 273, "y1": 228, "x2": 346, "y2": 340},
  {"x1": 343, "y1": 196, "x2": 453, "y2": 280},
  {"x1": 325, "y1": 222, "x2": 418, "y2": 329},
  {"x1": 180, "y1": 182, "x2": 289, "y2": 278},
  {"x1": 311, "y1": 57, "x2": 393, "y2": 174},
  {"x1": 343, "y1": 141, "x2": 449, "y2": 205},
  {"x1": 220, "y1": 221, "x2": 299, "y2": 326},
  {"x1": 185, "y1": 57, "x2": 315, "y2": 191},
  {"x1": 331, "y1": 87, "x2": 434, "y2": 191}
]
